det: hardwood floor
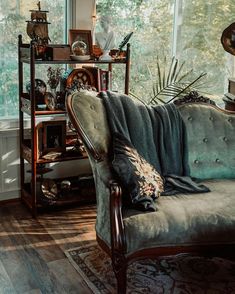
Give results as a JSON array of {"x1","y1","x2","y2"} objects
[{"x1": 0, "y1": 201, "x2": 97, "y2": 294}]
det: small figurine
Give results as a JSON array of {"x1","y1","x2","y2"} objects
[
  {"x1": 95, "y1": 15, "x2": 116, "y2": 51},
  {"x1": 26, "y1": 1, "x2": 51, "y2": 58}
]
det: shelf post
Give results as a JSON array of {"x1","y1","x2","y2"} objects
[
  {"x1": 30, "y1": 41, "x2": 37, "y2": 217},
  {"x1": 125, "y1": 43, "x2": 131, "y2": 95},
  {"x1": 18, "y1": 35, "x2": 25, "y2": 203}
]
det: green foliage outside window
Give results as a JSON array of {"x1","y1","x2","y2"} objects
[
  {"x1": 97, "y1": 0, "x2": 235, "y2": 103},
  {"x1": 0, "y1": 0, "x2": 65, "y2": 118},
  {"x1": 1, "y1": 0, "x2": 235, "y2": 118},
  {"x1": 96, "y1": 0, "x2": 174, "y2": 97}
]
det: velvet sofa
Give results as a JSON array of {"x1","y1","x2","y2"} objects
[{"x1": 66, "y1": 90, "x2": 235, "y2": 294}]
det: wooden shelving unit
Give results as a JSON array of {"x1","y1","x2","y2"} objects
[{"x1": 18, "y1": 35, "x2": 130, "y2": 217}]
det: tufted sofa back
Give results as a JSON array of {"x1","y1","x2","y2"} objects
[
  {"x1": 68, "y1": 91, "x2": 235, "y2": 180},
  {"x1": 178, "y1": 103, "x2": 235, "y2": 179},
  {"x1": 68, "y1": 90, "x2": 111, "y2": 159}
]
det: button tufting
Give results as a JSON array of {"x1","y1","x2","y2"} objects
[
  {"x1": 215, "y1": 158, "x2": 220, "y2": 163},
  {"x1": 228, "y1": 118, "x2": 232, "y2": 123},
  {"x1": 203, "y1": 138, "x2": 208, "y2": 143},
  {"x1": 94, "y1": 125, "x2": 98, "y2": 129},
  {"x1": 209, "y1": 117, "x2": 214, "y2": 121},
  {"x1": 90, "y1": 105, "x2": 95, "y2": 110},
  {"x1": 188, "y1": 117, "x2": 192, "y2": 121},
  {"x1": 223, "y1": 137, "x2": 228, "y2": 142},
  {"x1": 194, "y1": 159, "x2": 199, "y2": 164}
]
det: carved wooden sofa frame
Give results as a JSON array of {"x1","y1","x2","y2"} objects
[{"x1": 67, "y1": 90, "x2": 235, "y2": 293}]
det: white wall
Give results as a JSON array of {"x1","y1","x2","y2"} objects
[{"x1": 0, "y1": 129, "x2": 21, "y2": 201}]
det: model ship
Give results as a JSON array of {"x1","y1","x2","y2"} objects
[{"x1": 26, "y1": 1, "x2": 50, "y2": 57}]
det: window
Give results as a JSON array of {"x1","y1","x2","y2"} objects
[
  {"x1": 97, "y1": 0, "x2": 235, "y2": 102},
  {"x1": 174, "y1": 0, "x2": 235, "y2": 96},
  {"x1": 96, "y1": 0, "x2": 174, "y2": 97},
  {"x1": 1, "y1": 0, "x2": 235, "y2": 119},
  {"x1": 0, "y1": 0, "x2": 66, "y2": 118}
]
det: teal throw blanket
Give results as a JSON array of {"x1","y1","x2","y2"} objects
[{"x1": 100, "y1": 91, "x2": 209, "y2": 196}]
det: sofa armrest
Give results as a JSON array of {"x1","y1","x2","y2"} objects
[{"x1": 110, "y1": 180, "x2": 127, "y2": 255}]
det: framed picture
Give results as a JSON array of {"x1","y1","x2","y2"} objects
[
  {"x1": 35, "y1": 120, "x2": 66, "y2": 159},
  {"x1": 43, "y1": 120, "x2": 66, "y2": 154},
  {"x1": 69, "y1": 29, "x2": 92, "y2": 56}
]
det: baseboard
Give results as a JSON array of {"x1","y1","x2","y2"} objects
[
  {"x1": 0, "y1": 197, "x2": 20, "y2": 206},
  {"x1": 0, "y1": 189, "x2": 20, "y2": 203}
]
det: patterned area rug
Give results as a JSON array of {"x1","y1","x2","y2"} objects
[{"x1": 65, "y1": 242, "x2": 235, "y2": 293}]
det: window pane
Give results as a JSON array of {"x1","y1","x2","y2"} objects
[
  {"x1": 96, "y1": 0, "x2": 175, "y2": 99},
  {"x1": 0, "y1": 0, "x2": 65, "y2": 118},
  {"x1": 174, "y1": 0, "x2": 235, "y2": 97}
]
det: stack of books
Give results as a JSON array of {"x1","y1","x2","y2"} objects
[{"x1": 223, "y1": 78, "x2": 235, "y2": 110}]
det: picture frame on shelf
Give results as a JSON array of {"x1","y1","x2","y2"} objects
[
  {"x1": 69, "y1": 29, "x2": 92, "y2": 60},
  {"x1": 36, "y1": 120, "x2": 66, "y2": 159},
  {"x1": 43, "y1": 120, "x2": 66, "y2": 154}
]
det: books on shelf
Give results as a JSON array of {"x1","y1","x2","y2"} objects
[{"x1": 99, "y1": 69, "x2": 112, "y2": 91}]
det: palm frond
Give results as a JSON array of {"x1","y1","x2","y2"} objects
[
  {"x1": 173, "y1": 61, "x2": 186, "y2": 82},
  {"x1": 166, "y1": 57, "x2": 175, "y2": 85},
  {"x1": 129, "y1": 56, "x2": 208, "y2": 106},
  {"x1": 156, "y1": 56, "x2": 162, "y2": 90},
  {"x1": 170, "y1": 58, "x2": 179, "y2": 83},
  {"x1": 148, "y1": 56, "x2": 207, "y2": 105},
  {"x1": 167, "y1": 72, "x2": 207, "y2": 103}
]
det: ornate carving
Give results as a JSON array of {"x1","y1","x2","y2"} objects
[
  {"x1": 112, "y1": 250, "x2": 127, "y2": 273},
  {"x1": 174, "y1": 91, "x2": 216, "y2": 106},
  {"x1": 66, "y1": 80, "x2": 97, "y2": 95},
  {"x1": 109, "y1": 181, "x2": 127, "y2": 293}
]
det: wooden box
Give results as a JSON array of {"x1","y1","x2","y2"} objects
[
  {"x1": 36, "y1": 120, "x2": 66, "y2": 160},
  {"x1": 43, "y1": 45, "x2": 71, "y2": 61}
]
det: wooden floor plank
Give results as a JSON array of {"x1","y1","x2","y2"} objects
[
  {"x1": 0, "y1": 202, "x2": 97, "y2": 294},
  {"x1": 48, "y1": 258, "x2": 91, "y2": 294},
  {"x1": 0, "y1": 222, "x2": 41, "y2": 293}
]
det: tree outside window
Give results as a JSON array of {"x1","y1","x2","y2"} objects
[
  {"x1": 0, "y1": 0, "x2": 65, "y2": 118},
  {"x1": 97, "y1": 0, "x2": 235, "y2": 102}
]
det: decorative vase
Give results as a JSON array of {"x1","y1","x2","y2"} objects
[{"x1": 99, "y1": 50, "x2": 112, "y2": 61}]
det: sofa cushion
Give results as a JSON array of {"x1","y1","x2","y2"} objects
[
  {"x1": 123, "y1": 179, "x2": 235, "y2": 254},
  {"x1": 178, "y1": 104, "x2": 235, "y2": 179},
  {"x1": 112, "y1": 132, "x2": 164, "y2": 211}
]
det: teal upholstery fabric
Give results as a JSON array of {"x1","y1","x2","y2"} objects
[
  {"x1": 70, "y1": 90, "x2": 112, "y2": 246},
  {"x1": 68, "y1": 91, "x2": 235, "y2": 253},
  {"x1": 178, "y1": 104, "x2": 235, "y2": 179},
  {"x1": 123, "y1": 179, "x2": 235, "y2": 254},
  {"x1": 70, "y1": 90, "x2": 111, "y2": 156}
]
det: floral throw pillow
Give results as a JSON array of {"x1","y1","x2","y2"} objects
[{"x1": 112, "y1": 133, "x2": 164, "y2": 211}]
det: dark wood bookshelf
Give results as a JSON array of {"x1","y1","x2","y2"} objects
[{"x1": 18, "y1": 34, "x2": 130, "y2": 216}]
